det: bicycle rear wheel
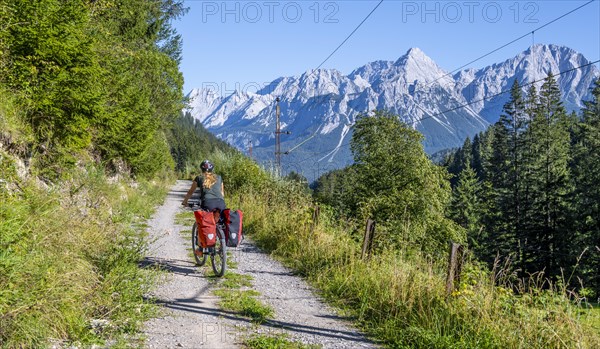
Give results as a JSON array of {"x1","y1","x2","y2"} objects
[
  {"x1": 192, "y1": 223, "x2": 207, "y2": 266},
  {"x1": 211, "y1": 227, "x2": 227, "y2": 277}
]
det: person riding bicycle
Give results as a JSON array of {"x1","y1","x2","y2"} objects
[{"x1": 182, "y1": 160, "x2": 226, "y2": 212}]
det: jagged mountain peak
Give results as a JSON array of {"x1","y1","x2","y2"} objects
[
  {"x1": 184, "y1": 87, "x2": 223, "y2": 123},
  {"x1": 456, "y1": 44, "x2": 599, "y2": 120},
  {"x1": 390, "y1": 47, "x2": 451, "y2": 86},
  {"x1": 299, "y1": 68, "x2": 347, "y2": 85},
  {"x1": 399, "y1": 47, "x2": 431, "y2": 63},
  {"x1": 527, "y1": 43, "x2": 580, "y2": 57},
  {"x1": 186, "y1": 87, "x2": 220, "y2": 99}
]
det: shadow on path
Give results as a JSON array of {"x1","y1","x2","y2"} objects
[
  {"x1": 158, "y1": 299, "x2": 373, "y2": 344},
  {"x1": 139, "y1": 256, "x2": 203, "y2": 279},
  {"x1": 243, "y1": 269, "x2": 296, "y2": 277}
]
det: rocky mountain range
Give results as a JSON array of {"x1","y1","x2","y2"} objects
[{"x1": 185, "y1": 44, "x2": 599, "y2": 179}]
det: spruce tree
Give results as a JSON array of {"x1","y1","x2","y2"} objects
[
  {"x1": 526, "y1": 73, "x2": 572, "y2": 277},
  {"x1": 502, "y1": 80, "x2": 528, "y2": 271},
  {"x1": 572, "y1": 78, "x2": 600, "y2": 294},
  {"x1": 516, "y1": 85, "x2": 541, "y2": 271},
  {"x1": 483, "y1": 86, "x2": 518, "y2": 260},
  {"x1": 447, "y1": 137, "x2": 473, "y2": 186},
  {"x1": 450, "y1": 164, "x2": 483, "y2": 254}
]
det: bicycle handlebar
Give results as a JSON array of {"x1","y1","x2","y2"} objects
[{"x1": 186, "y1": 200, "x2": 202, "y2": 210}]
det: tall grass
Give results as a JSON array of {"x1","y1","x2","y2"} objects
[
  {"x1": 0, "y1": 154, "x2": 171, "y2": 348},
  {"x1": 0, "y1": 89, "x2": 34, "y2": 149},
  {"x1": 211, "y1": 152, "x2": 600, "y2": 348}
]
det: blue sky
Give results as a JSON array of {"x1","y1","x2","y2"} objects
[{"x1": 175, "y1": 0, "x2": 600, "y2": 95}]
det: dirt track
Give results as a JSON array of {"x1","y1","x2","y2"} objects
[{"x1": 142, "y1": 180, "x2": 377, "y2": 348}]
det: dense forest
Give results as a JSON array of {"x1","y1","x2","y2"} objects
[
  {"x1": 316, "y1": 74, "x2": 600, "y2": 297},
  {"x1": 1, "y1": 0, "x2": 186, "y2": 179},
  {"x1": 168, "y1": 112, "x2": 235, "y2": 174},
  {"x1": 444, "y1": 74, "x2": 600, "y2": 296}
]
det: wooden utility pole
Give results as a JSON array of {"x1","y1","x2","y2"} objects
[
  {"x1": 275, "y1": 97, "x2": 281, "y2": 171},
  {"x1": 274, "y1": 97, "x2": 291, "y2": 174},
  {"x1": 248, "y1": 141, "x2": 253, "y2": 159}
]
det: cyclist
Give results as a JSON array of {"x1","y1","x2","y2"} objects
[{"x1": 182, "y1": 160, "x2": 226, "y2": 211}]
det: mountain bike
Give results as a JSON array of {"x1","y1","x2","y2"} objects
[{"x1": 187, "y1": 201, "x2": 227, "y2": 277}]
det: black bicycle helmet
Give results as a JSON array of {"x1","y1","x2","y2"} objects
[{"x1": 200, "y1": 160, "x2": 214, "y2": 173}]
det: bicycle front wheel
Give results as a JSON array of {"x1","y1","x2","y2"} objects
[
  {"x1": 211, "y1": 227, "x2": 227, "y2": 277},
  {"x1": 192, "y1": 223, "x2": 207, "y2": 266}
]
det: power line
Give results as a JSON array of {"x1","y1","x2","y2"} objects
[
  {"x1": 282, "y1": 0, "x2": 596, "y2": 158},
  {"x1": 295, "y1": 140, "x2": 352, "y2": 165},
  {"x1": 413, "y1": 59, "x2": 600, "y2": 124},
  {"x1": 292, "y1": 60, "x2": 600, "y2": 167},
  {"x1": 274, "y1": 1, "x2": 384, "y2": 156},
  {"x1": 424, "y1": 0, "x2": 598, "y2": 87},
  {"x1": 283, "y1": 0, "x2": 384, "y2": 107},
  {"x1": 315, "y1": 0, "x2": 384, "y2": 71},
  {"x1": 250, "y1": 0, "x2": 597, "y2": 170}
]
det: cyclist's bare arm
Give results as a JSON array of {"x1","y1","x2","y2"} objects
[
  {"x1": 221, "y1": 182, "x2": 224, "y2": 197},
  {"x1": 182, "y1": 181, "x2": 198, "y2": 206}
]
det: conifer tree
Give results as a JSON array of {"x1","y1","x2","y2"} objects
[
  {"x1": 516, "y1": 84, "x2": 541, "y2": 270},
  {"x1": 450, "y1": 164, "x2": 483, "y2": 254},
  {"x1": 484, "y1": 97, "x2": 514, "y2": 259},
  {"x1": 471, "y1": 133, "x2": 486, "y2": 180},
  {"x1": 571, "y1": 78, "x2": 600, "y2": 294},
  {"x1": 447, "y1": 137, "x2": 473, "y2": 186},
  {"x1": 526, "y1": 73, "x2": 572, "y2": 276},
  {"x1": 502, "y1": 80, "x2": 528, "y2": 270}
]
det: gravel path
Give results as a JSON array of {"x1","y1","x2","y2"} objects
[
  {"x1": 142, "y1": 180, "x2": 377, "y2": 349},
  {"x1": 229, "y1": 242, "x2": 376, "y2": 348}
]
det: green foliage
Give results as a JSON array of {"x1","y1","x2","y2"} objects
[
  {"x1": 213, "y1": 289, "x2": 273, "y2": 323},
  {"x1": 312, "y1": 165, "x2": 360, "y2": 218},
  {"x1": 522, "y1": 73, "x2": 573, "y2": 275},
  {"x1": 0, "y1": 88, "x2": 34, "y2": 150},
  {"x1": 348, "y1": 110, "x2": 464, "y2": 253},
  {"x1": 174, "y1": 210, "x2": 195, "y2": 226},
  {"x1": 571, "y1": 78, "x2": 600, "y2": 294},
  {"x1": 582, "y1": 303, "x2": 600, "y2": 331},
  {"x1": 478, "y1": 80, "x2": 530, "y2": 262},
  {"x1": 168, "y1": 112, "x2": 235, "y2": 175},
  {"x1": 0, "y1": 0, "x2": 186, "y2": 178},
  {"x1": 284, "y1": 171, "x2": 309, "y2": 188},
  {"x1": 220, "y1": 272, "x2": 253, "y2": 289},
  {"x1": 450, "y1": 165, "x2": 483, "y2": 252}
]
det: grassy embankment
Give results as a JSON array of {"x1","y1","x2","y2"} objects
[
  {"x1": 208, "y1": 151, "x2": 600, "y2": 349},
  {"x1": 0, "y1": 148, "x2": 171, "y2": 347}
]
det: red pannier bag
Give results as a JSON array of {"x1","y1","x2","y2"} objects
[
  {"x1": 193, "y1": 210, "x2": 217, "y2": 247},
  {"x1": 222, "y1": 209, "x2": 243, "y2": 247}
]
